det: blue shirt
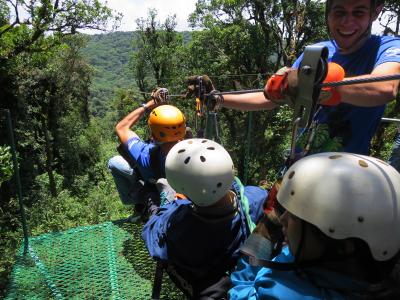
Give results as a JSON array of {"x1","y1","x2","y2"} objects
[
  {"x1": 229, "y1": 247, "x2": 369, "y2": 300},
  {"x1": 293, "y1": 35, "x2": 400, "y2": 155},
  {"x1": 126, "y1": 137, "x2": 166, "y2": 181},
  {"x1": 142, "y1": 183, "x2": 267, "y2": 285}
]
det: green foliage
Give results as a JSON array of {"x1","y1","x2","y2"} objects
[
  {"x1": 0, "y1": 145, "x2": 12, "y2": 184},
  {"x1": 82, "y1": 32, "x2": 138, "y2": 116},
  {"x1": 130, "y1": 9, "x2": 184, "y2": 93},
  {"x1": 2, "y1": 0, "x2": 400, "y2": 298}
]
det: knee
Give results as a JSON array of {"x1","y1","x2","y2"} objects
[{"x1": 108, "y1": 155, "x2": 126, "y2": 171}]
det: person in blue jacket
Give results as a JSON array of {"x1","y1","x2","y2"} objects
[
  {"x1": 108, "y1": 88, "x2": 187, "y2": 216},
  {"x1": 142, "y1": 138, "x2": 267, "y2": 299},
  {"x1": 188, "y1": 0, "x2": 400, "y2": 156},
  {"x1": 229, "y1": 152, "x2": 400, "y2": 299}
]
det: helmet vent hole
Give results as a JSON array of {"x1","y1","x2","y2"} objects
[
  {"x1": 329, "y1": 155, "x2": 342, "y2": 159},
  {"x1": 207, "y1": 147, "x2": 215, "y2": 150},
  {"x1": 202, "y1": 140, "x2": 208, "y2": 143},
  {"x1": 178, "y1": 149, "x2": 185, "y2": 153},
  {"x1": 329, "y1": 228, "x2": 335, "y2": 233},
  {"x1": 217, "y1": 182, "x2": 222, "y2": 188},
  {"x1": 172, "y1": 126, "x2": 176, "y2": 129},
  {"x1": 184, "y1": 157, "x2": 191, "y2": 164},
  {"x1": 383, "y1": 251, "x2": 388, "y2": 256},
  {"x1": 358, "y1": 160, "x2": 368, "y2": 168},
  {"x1": 290, "y1": 190, "x2": 295, "y2": 196},
  {"x1": 200, "y1": 156, "x2": 206, "y2": 162},
  {"x1": 160, "y1": 132, "x2": 166, "y2": 137},
  {"x1": 165, "y1": 126, "x2": 170, "y2": 129},
  {"x1": 358, "y1": 216, "x2": 364, "y2": 223},
  {"x1": 212, "y1": 190, "x2": 216, "y2": 194},
  {"x1": 288, "y1": 171, "x2": 295, "y2": 179}
]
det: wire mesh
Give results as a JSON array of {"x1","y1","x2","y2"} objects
[{"x1": 5, "y1": 221, "x2": 185, "y2": 300}]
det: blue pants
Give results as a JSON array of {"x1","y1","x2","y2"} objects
[
  {"x1": 107, "y1": 156, "x2": 160, "y2": 215},
  {"x1": 388, "y1": 132, "x2": 400, "y2": 173},
  {"x1": 107, "y1": 155, "x2": 138, "y2": 205}
]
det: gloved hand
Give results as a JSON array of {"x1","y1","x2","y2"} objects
[
  {"x1": 319, "y1": 62, "x2": 345, "y2": 106},
  {"x1": 186, "y1": 75, "x2": 224, "y2": 110},
  {"x1": 264, "y1": 67, "x2": 298, "y2": 107},
  {"x1": 151, "y1": 87, "x2": 169, "y2": 104},
  {"x1": 155, "y1": 178, "x2": 176, "y2": 205},
  {"x1": 186, "y1": 75, "x2": 215, "y2": 98}
]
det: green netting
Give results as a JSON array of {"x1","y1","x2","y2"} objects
[{"x1": 5, "y1": 221, "x2": 185, "y2": 300}]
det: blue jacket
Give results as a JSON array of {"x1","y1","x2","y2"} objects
[
  {"x1": 142, "y1": 181, "x2": 267, "y2": 289},
  {"x1": 229, "y1": 246, "x2": 371, "y2": 300}
]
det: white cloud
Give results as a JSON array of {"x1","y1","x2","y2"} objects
[{"x1": 105, "y1": 0, "x2": 197, "y2": 32}]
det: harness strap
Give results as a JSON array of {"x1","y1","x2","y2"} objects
[
  {"x1": 149, "y1": 145, "x2": 165, "y2": 181},
  {"x1": 234, "y1": 177, "x2": 256, "y2": 232}
]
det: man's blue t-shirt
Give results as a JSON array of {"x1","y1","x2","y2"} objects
[
  {"x1": 126, "y1": 137, "x2": 166, "y2": 181},
  {"x1": 292, "y1": 35, "x2": 400, "y2": 155}
]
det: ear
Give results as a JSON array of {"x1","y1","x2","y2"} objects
[{"x1": 372, "y1": 4, "x2": 383, "y2": 21}]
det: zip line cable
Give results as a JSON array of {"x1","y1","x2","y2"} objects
[
  {"x1": 212, "y1": 73, "x2": 400, "y2": 96},
  {"x1": 137, "y1": 73, "x2": 400, "y2": 99}
]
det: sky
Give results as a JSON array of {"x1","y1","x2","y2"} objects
[
  {"x1": 105, "y1": 0, "x2": 198, "y2": 32},
  {"x1": 102, "y1": 0, "x2": 388, "y2": 34}
]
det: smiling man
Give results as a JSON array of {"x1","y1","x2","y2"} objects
[{"x1": 189, "y1": 0, "x2": 400, "y2": 157}]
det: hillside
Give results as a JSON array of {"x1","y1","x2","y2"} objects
[
  {"x1": 82, "y1": 31, "x2": 192, "y2": 117},
  {"x1": 82, "y1": 31, "x2": 138, "y2": 117}
]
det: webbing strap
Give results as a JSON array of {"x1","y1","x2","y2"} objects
[{"x1": 234, "y1": 177, "x2": 256, "y2": 232}]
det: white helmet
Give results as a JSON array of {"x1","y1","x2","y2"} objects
[
  {"x1": 165, "y1": 138, "x2": 234, "y2": 206},
  {"x1": 277, "y1": 152, "x2": 400, "y2": 261}
]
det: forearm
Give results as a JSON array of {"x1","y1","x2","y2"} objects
[
  {"x1": 339, "y1": 76, "x2": 398, "y2": 106},
  {"x1": 115, "y1": 99, "x2": 157, "y2": 144},
  {"x1": 339, "y1": 62, "x2": 400, "y2": 107},
  {"x1": 222, "y1": 92, "x2": 277, "y2": 111}
]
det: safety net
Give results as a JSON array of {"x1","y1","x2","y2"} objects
[{"x1": 5, "y1": 221, "x2": 184, "y2": 299}]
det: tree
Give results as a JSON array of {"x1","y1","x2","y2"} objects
[
  {"x1": 0, "y1": 0, "x2": 121, "y2": 63},
  {"x1": 379, "y1": 0, "x2": 400, "y2": 35},
  {"x1": 189, "y1": 0, "x2": 327, "y2": 67},
  {"x1": 130, "y1": 9, "x2": 183, "y2": 98}
]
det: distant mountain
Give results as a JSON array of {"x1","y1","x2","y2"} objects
[
  {"x1": 81, "y1": 31, "x2": 192, "y2": 117},
  {"x1": 82, "y1": 31, "x2": 138, "y2": 117}
]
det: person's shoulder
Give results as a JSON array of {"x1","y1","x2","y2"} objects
[{"x1": 378, "y1": 35, "x2": 400, "y2": 42}]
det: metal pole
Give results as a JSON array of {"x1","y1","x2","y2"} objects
[{"x1": 3, "y1": 109, "x2": 29, "y2": 254}]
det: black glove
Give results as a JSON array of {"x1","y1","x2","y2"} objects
[
  {"x1": 186, "y1": 75, "x2": 216, "y2": 98},
  {"x1": 186, "y1": 75, "x2": 223, "y2": 110},
  {"x1": 151, "y1": 87, "x2": 169, "y2": 104}
]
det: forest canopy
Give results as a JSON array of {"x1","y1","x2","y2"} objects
[{"x1": 1, "y1": 0, "x2": 400, "y2": 297}]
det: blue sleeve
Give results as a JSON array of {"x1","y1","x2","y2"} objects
[
  {"x1": 292, "y1": 54, "x2": 303, "y2": 69},
  {"x1": 127, "y1": 137, "x2": 154, "y2": 179},
  {"x1": 244, "y1": 186, "x2": 267, "y2": 224},
  {"x1": 375, "y1": 36, "x2": 400, "y2": 67}
]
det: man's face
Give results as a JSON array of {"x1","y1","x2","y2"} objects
[{"x1": 327, "y1": 0, "x2": 380, "y2": 54}]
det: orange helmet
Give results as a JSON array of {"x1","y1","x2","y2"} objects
[{"x1": 148, "y1": 105, "x2": 186, "y2": 143}]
